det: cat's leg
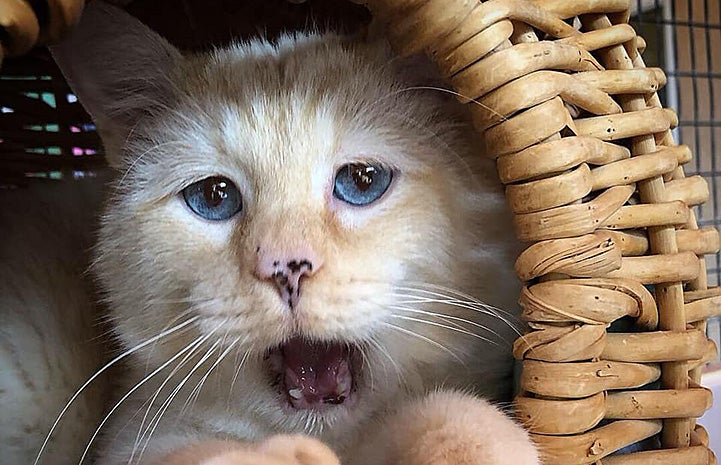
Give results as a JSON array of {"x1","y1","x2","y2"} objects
[
  {"x1": 149, "y1": 435, "x2": 340, "y2": 465},
  {"x1": 352, "y1": 390, "x2": 539, "y2": 465}
]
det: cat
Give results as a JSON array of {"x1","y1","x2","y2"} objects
[{"x1": 7, "y1": 2, "x2": 540, "y2": 464}]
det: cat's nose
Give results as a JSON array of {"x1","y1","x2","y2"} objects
[{"x1": 255, "y1": 249, "x2": 321, "y2": 309}]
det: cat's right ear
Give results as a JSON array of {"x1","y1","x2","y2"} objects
[{"x1": 51, "y1": 1, "x2": 181, "y2": 168}]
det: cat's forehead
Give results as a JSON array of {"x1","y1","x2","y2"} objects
[
  {"x1": 128, "y1": 34, "x2": 453, "y2": 199},
  {"x1": 183, "y1": 35, "x2": 390, "y2": 115},
  {"x1": 169, "y1": 36, "x2": 416, "y2": 168}
]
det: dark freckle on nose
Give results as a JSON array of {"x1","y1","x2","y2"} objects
[
  {"x1": 256, "y1": 247, "x2": 261, "y2": 254},
  {"x1": 287, "y1": 259, "x2": 312, "y2": 273},
  {"x1": 273, "y1": 260, "x2": 280, "y2": 267},
  {"x1": 272, "y1": 271, "x2": 289, "y2": 286}
]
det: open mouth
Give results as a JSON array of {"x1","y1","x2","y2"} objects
[{"x1": 267, "y1": 336, "x2": 359, "y2": 410}]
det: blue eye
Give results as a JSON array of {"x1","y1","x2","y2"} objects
[
  {"x1": 182, "y1": 176, "x2": 242, "y2": 221},
  {"x1": 333, "y1": 163, "x2": 393, "y2": 206}
]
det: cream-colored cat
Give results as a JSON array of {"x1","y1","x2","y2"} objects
[{"x1": 12, "y1": 2, "x2": 539, "y2": 464}]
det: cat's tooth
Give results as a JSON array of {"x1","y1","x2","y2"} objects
[{"x1": 289, "y1": 388, "x2": 303, "y2": 400}]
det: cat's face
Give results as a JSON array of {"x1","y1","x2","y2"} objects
[{"x1": 55, "y1": 4, "x2": 518, "y2": 440}]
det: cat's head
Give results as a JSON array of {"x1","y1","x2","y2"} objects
[{"x1": 53, "y1": 2, "x2": 519, "y2": 437}]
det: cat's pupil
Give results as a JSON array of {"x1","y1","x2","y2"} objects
[
  {"x1": 204, "y1": 178, "x2": 228, "y2": 207},
  {"x1": 351, "y1": 165, "x2": 375, "y2": 192}
]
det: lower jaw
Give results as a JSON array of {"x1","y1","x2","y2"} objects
[{"x1": 270, "y1": 373, "x2": 361, "y2": 413}]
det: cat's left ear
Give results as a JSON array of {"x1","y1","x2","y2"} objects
[{"x1": 51, "y1": 1, "x2": 181, "y2": 168}]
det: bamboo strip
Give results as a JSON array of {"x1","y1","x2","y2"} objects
[
  {"x1": 387, "y1": 0, "x2": 477, "y2": 55},
  {"x1": 603, "y1": 252, "x2": 699, "y2": 284},
  {"x1": 434, "y1": 20, "x2": 513, "y2": 77},
  {"x1": 591, "y1": 445, "x2": 713, "y2": 465},
  {"x1": 362, "y1": 0, "x2": 719, "y2": 460},
  {"x1": 506, "y1": 149, "x2": 685, "y2": 215},
  {"x1": 602, "y1": 331, "x2": 707, "y2": 363},
  {"x1": 556, "y1": 24, "x2": 637, "y2": 51},
  {"x1": 515, "y1": 323, "x2": 607, "y2": 362},
  {"x1": 527, "y1": 0, "x2": 630, "y2": 19},
  {"x1": 677, "y1": 228, "x2": 721, "y2": 255},
  {"x1": 514, "y1": 232, "x2": 620, "y2": 281},
  {"x1": 599, "y1": 201, "x2": 689, "y2": 230},
  {"x1": 515, "y1": 393, "x2": 606, "y2": 434},
  {"x1": 605, "y1": 389, "x2": 712, "y2": 419},
  {"x1": 496, "y1": 137, "x2": 630, "y2": 184},
  {"x1": 572, "y1": 68, "x2": 666, "y2": 94},
  {"x1": 506, "y1": 164, "x2": 592, "y2": 214},
  {"x1": 574, "y1": 108, "x2": 676, "y2": 142},
  {"x1": 520, "y1": 360, "x2": 660, "y2": 398},
  {"x1": 590, "y1": 151, "x2": 678, "y2": 191},
  {"x1": 514, "y1": 185, "x2": 634, "y2": 241},
  {"x1": 686, "y1": 296, "x2": 721, "y2": 324},
  {"x1": 692, "y1": 424, "x2": 711, "y2": 448},
  {"x1": 484, "y1": 96, "x2": 573, "y2": 157},
  {"x1": 519, "y1": 281, "x2": 654, "y2": 326},
  {"x1": 665, "y1": 176, "x2": 710, "y2": 207},
  {"x1": 470, "y1": 71, "x2": 615, "y2": 131},
  {"x1": 516, "y1": 388, "x2": 711, "y2": 435},
  {"x1": 685, "y1": 288, "x2": 721, "y2": 303},
  {"x1": 452, "y1": 42, "x2": 601, "y2": 100},
  {"x1": 606, "y1": 227, "x2": 719, "y2": 257},
  {"x1": 531, "y1": 420, "x2": 662, "y2": 465},
  {"x1": 430, "y1": 0, "x2": 584, "y2": 57}
]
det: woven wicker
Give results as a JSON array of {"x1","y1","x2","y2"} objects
[
  {"x1": 2, "y1": 0, "x2": 720, "y2": 464},
  {"x1": 359, "y1": 0, "x2": 721, "y2": 464}
]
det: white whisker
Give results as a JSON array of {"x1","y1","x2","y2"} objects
[
  {"x1": 393, "y1": 285, "x2": 521, "y2": 337},
  {"x1": 128, "y1": 330, "x2": 214, "y2": 464},
  {"x1": 118, "y1": 140, "x2": 185, "y2": 188},
  {"x1": 367, "y1": 336, "x2": 406, "y2": 387},
  {"x1": 380, "y1": 322, "x2": 466, "y2": 367},
  {"x1": 397, "y1": 282, "x2": 519, "y2": 318},
  {"x1": 77, "y1": 330, "x2": 207, "y2": 465},
  {"x1": 135, "y1": 336, "x2": 225, "y2": 464},
  {"x1": 357, "y1": 344, "x2": 375, "y2": 392},
  {"x1": 227, "y1": 348, "x2": 251, "y2": 409},
  {"x1": 389, "y1": 313, "x2": 500, "y2": 348},
  {"x1": 34, "y1": 316, "x2": 199, "y2": 465},
  {"x1": 390, "y1": 305, "x2": 510, "y2": 346},
  {"x1": 183, "y1": 337, "x2": 240, "y2": 413}
]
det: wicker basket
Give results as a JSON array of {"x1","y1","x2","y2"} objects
[
  {"x1": 1, "y1": 0, "x2": 720, "y2": 464},
  {"x1": 361, "y1": 0, "x2": 721, "y2": 463}
]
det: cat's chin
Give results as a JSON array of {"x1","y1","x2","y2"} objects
[{"x1": 265, "y1": 336, "x2": 362, "y2": 412}]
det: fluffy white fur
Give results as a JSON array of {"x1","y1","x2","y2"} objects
[{"x1": 2, "y1": 2, "x2": 539, "y2": 464}]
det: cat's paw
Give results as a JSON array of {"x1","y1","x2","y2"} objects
[
  {"x1": 156, "y1": 435, "x2": 340, "y2": 465},
  {"x1": 364, "y1": 390, "x2": 539, "y2": 465},
  {"x1": 254, "y1": 435, "x2": 341, "y2": 465}
]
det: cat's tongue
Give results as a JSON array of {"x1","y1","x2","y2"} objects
[{"x1": 281, "y1": 337, "x2": 352, "y2": 409}]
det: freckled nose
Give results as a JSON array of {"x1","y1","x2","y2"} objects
[{"x1": 255, "y1": 249, "x2": 320, "y2": 309}]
